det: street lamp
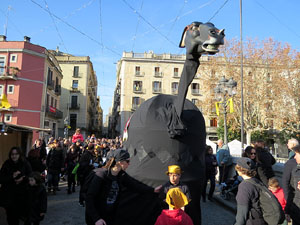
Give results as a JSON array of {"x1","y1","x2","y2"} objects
[{"x1": 214, "y1": 76, "x2": 237, "y2": 145}]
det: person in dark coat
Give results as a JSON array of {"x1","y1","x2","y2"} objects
[
  {"x1": 283, "y1": 144, "x2": 300, "y2": 225},
  {"x1": 78, "y1": 143, "x2": 97, "y2": 206},
  {"x1": 46, "y1": 139, "x2": 64, "y2": 194},
  {"x1": 0, "y1": 147, "x2": 32, "y2": 225},
  {"x1": 65, "y1": 144, "x2": 78, "y2": 194},
  {"x1": 255, "y1": 146, "x2": 276, "y2": 186},
  {"x1": 234, "y1": 157, "x2": 267, "y2": 225},
  {"x1": 85, "y1": 149, "x2": 161, "y2": 225},
  {"x1": 202, "y1": 145, "x2": 217, "y2": 202},
  {"x1": 26, "y1": 172, "x2": 47, "y2": 225}
]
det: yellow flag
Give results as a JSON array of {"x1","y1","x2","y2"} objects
[
  {"x1": 228, "y1": 98, "x2": 234, "y2": 113},
  {"x1": 215, "y1": 102, "x2": 220, "y2": 116},
  {"x1": 0, "y1": 94, "x2": 11, "y2": 109}
]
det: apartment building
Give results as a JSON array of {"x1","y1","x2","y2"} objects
[
  {"x1": 0, "y1": 35, "x2": 62, "y2": 162},
  {"x1": 109, "y1": 51, "x2": 218, "y2": 139},
  {"x1": 51, "y1": 50, "x2": 99, "y2": 138}
]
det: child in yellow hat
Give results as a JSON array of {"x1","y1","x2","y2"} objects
[{"x1": 155, "y1": 187, "x2": 193, "y2": 225}]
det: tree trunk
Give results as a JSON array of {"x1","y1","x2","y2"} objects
[{"x1": 246, "y1": 130, "x2": 252, "y2": 146}]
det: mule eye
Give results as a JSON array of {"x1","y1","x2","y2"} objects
[{"x1": 210, "y1": 30, "x2": 216, "y2": 35}]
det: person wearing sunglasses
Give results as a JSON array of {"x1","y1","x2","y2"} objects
[
  {"x1": 85, "y1": 149, "x2": 162, "y2": 225},
  {"x1": 243, "y1": 146, "x2": 257, "y2": 164}
]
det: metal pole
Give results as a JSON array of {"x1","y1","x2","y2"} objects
[
  {"x1": 223, "y1": 100, "x2": 228, "y2": 145},
  {"x1": 240, "y1": 0, "x2": 244, "y2": 151}
]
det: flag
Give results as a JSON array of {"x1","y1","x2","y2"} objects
[
  {"x1": 228, "y1": 98, "x2": 234, "y2": 113},
  {"x1": 215, "y1": 102, "x2": 220, "y2": 116},
  {"x1": 0, "y1": 94, "x2": 11, "y2": 109}
]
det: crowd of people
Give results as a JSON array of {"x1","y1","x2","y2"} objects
[{"x1": 0, "y1": 127, "x2": 300, "y2": 225}]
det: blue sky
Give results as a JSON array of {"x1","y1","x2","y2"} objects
[{"x1": 1, "y1": 0, "x2": 300, "y2": 120}]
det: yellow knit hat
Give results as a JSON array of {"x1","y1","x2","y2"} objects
[
  {"x1": 165, "y1": 187, "x2": 189, "y2": 209},
  {"x1": 166, "y1": 165, "x2": 182, "y2": 175}
]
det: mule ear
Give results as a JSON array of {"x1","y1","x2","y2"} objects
[{"x1": 179, "y1": 26, "x2": 188, "y2": 48}]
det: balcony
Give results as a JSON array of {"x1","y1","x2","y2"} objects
[
  {"x1": 173, "y1": 72, "x2": 180, "y2": 78},
  {"x1": 0, "y1": 66, "x2": 19, "y2": 80},
  {"x1": 45, "y1": 106, "x2": 63, "y2": 119},
  {"x1": 55, "y1": 85, "x2": 61, "y2": 95},
  {"x1": 131, "y1": 104, "x2": 140, "y2": 111},
  {"x1": 191, "y1": 89, "x2": 202, "y2": 96},
  {"x1": 152, "y1": 88, "x2": 162, "y2": 94},
  {"x1": 133, "y1": 88, "x2": 145, "y2": 94},
  {"x1": 135, "y1": 71, "x2": 145, "y2": 77},
  {"x1": 154, "y1": 72, "x2": 163, "y2": 78},
  {"x1": 171, "y1": 88, "x2": 178, "y2": 95},
  {"x1": 47, "y1": 80, "x2": 54, "y2": 90},
  {"x1": 69, "y1": 103, "x2": 80, "y2": 110},
  {"x1": 70, "y1": 86, "x2": 80, "y2": 92}
]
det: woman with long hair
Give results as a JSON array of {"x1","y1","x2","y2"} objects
[{"x1": 0, "y1": 147, "x2": 32, "y2": 225}]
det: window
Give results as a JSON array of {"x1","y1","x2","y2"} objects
[
  {"x1": 191, "y1": 83, "x2": 200, "y2": 94},
  {"x1": 54, "y1": 99, "x2": 57, "y2": 108},
  {"x1": 0, "y1": 56, "x2": 5, "y2": 75},
  {"x1": 135, "y1": 66, "x2": 140, "y2": 76},
  {"x1": 4, "y1": 113, "x2": 12, "y2": 122},
  {"x1": 154, "y1": 67, "x2": 161, "y2": 76},
  {"x1": 47, "y1": 68, "x2": 53, "y2": 83},
  {"x1": 73, "y1": 66, "x2": 79, "y2": 77},
  {"x1": 210, "y1": 118, "x2": 218, "y2": 127},
  {"x1": 72, "y1": 80, "x2": 79, "y2": 89},
  {"x1": 10, "y1": 54, "x2": 17, "y2": 63},
  {"x1": 71, "y1": 96, "x2": 78, "y2": 108},
  {"x1": 0, "y1": 85, "x2": 3, "y2": 95},
  {"x1": 7, "y1": 85, "x2": 14, "y2": 94},
  {"x1": 132, "y1": 97, "x2": 141, "y2": 110},
  {"x1": 171, "y1": 82, "x2": 178, "y2": 94},
  {"x1": 174, "y1": 68, "x2": 179, "y2": 77},
  {"x1": 70, "y1": 114, "x2": 77, "y2": 130},
  {"x1": 133, "y1": 81, "x2": 143, "y2": 92},
  {"x1": 51, "y1": 97, "x2": 54, "y2": 107},
  {"x1": 153, "y1": 81, "x2": 162, "y2": 93},
  {"x1": 192, "y1": 99, "x2": 199, "y2": 105}
]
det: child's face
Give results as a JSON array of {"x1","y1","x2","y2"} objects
[
  {"x1": 268, "y1": 186, "x2": 278, "y2": 192},
  {"x1": 29, "y1": 177, "x2": 37, "y2": 186}
]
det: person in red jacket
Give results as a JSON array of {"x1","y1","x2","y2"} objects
[
  {"x1": 72, "y1": 128, "x2": 84, "y2": 144},
  {"x1": 155, "y1": 187, "x2": 193, "y2": 225},
  {"x1": 268, "y1": 177, "x2": 288, "y2": 225}
]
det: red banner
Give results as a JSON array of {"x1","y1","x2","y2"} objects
[{"x1": 49, "y1": 106, "x2": 56, "y2": 113}]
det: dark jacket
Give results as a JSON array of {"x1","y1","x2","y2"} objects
[
  {"x1": 85, "y1": 168, "x2": 154, "y2": 225},
  {"x1": 205, "y1": 154, "x2": 217, "y2": 175},
  {"x1": 27, "y1": 149, "x2": 46, "y2": 173},
  {"x1": 29, "y1": 184, "x2": 47, "y2": 222},
  {"x1": 0, "y1": 158, "x2": 32, "y2": 212},
  {"x1": 65, "y1": 151, "x2": 78, "y2": 174},
  {"x1": 77, "y1": 150, "x2": 95, "y2": 181},
  {"x1": 256, "y1": 147, "x2": 276, "y2": 186},
  {"x1": 235, "y1": 178, "x2": 266, "y2": 225},
  {"x1": 46, "y1": 147, "x2": 64, "y2": 174}
]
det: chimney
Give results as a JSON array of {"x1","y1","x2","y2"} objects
[
  {"x1": 24, "y1": 36, "x2": 31, "y2": 42},
  {"x1": 0, "y1": 35, "x2": 7, "y2": 42}
]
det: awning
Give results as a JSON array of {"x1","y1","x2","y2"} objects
[{"x1": 0, "y1": 123, "x2": 52, "y2": 133}]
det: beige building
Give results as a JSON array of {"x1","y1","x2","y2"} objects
[
  {"x1": 43, "y1": 50, "x2": 63, "y2": 139},
  {"x1": 110, "y1": 51, "x2": 218, "y2": 139},
  {"x1": 51, "y1": 50, "x2": 99, "y2": 138}
]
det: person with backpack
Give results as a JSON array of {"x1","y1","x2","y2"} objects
[
  {"x1": 283, "y1": 144, "x2": 300, "y2": 225},
  {"x1": 234, "y1": 157, "x2": 284, "y2": 225},
  {"x1": 216, "y1": 140, "x2": 232, "y2": 184}
]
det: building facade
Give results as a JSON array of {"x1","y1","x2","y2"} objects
[
  {"x1": 0, "y1": 36, "x2": 62, "y2": 142},
  {"x1": 51, "y1": 50, "x2": 99, "y2": 138},
  {"x1": 109, "y1": 51, "x2": 218, "y2": 139}
]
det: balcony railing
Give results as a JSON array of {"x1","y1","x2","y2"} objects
[
  {"x1": 154, "y1": 72, "x2": 163, "y2": 78},
  {"x1": 132, "y1": 104, "x2": 140, "y2": 111},
  {"x1": 45, "y1": 106, "x2": 63, "y2": 119},
  {"x1": 0, "y1": 66, "x2": 19, "y2": 80},
  {"x1": 173, "y1": 72, "x2": 180, "y2": 78},
  {"x1": 69, "y1": 103, "x2": 80, "y2": 110},
  {"x1": 70, "y1": 86, "x2": 80, "y2": 92},
  {"x1": 133, "y1": 88, "x2": 145, "y2": 94},
  {"x1": 153, "y1": 88, "x2": 162, "y2": 94},
  {"x1": 135, "y1": 71, "x2": 145, "y2": 77},
  {"x1": 191, "y1": 89, "x2": 201, "y2": 95},
  {"x1": 171, "y1": 88, "x2": 178, "y2": 95},
  {"x1": 55, "y1": 85, "x2": 61, "y2": 95}
]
